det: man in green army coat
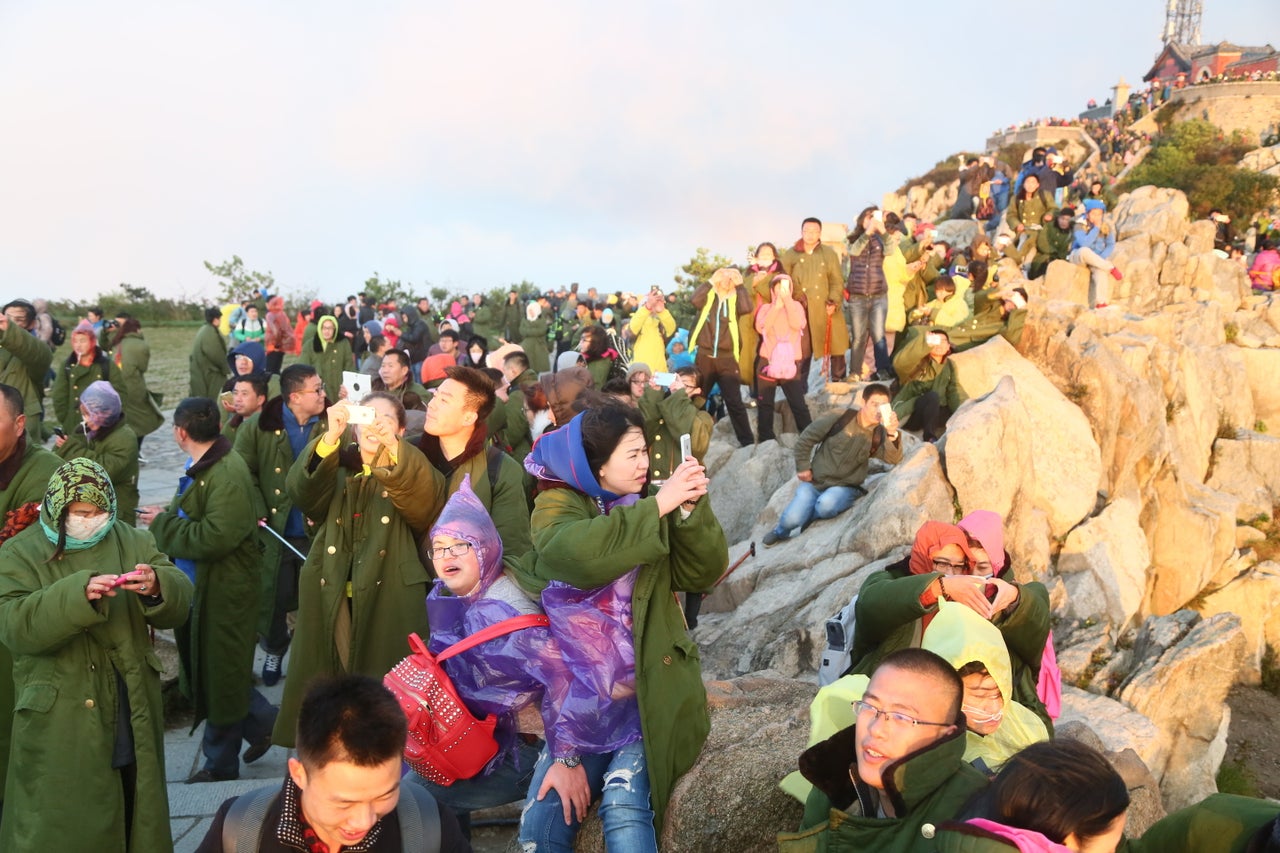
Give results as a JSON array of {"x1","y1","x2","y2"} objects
[
  {"x1": 0, "y1": 384, "x2": 62, "y2": 817},
  {"x1": 190, "y1": 306, "x2": 230, "y2": 400},
  {"x1": 941, "y1": 287, "x2": 1028, "y2": 352},
  {"x1": 491, "y1": 349, "x2": 540, "y2": 461},
  {"x1": 140, "y1": 397, "x2": 277, "y2": 782},
  {"x1": 221, "y1": 374, "x2": 268, "y2": 445},
  {"x1": 0, "y1": 301, "x2": 54, "y2": 443},
  {"x1": 783, "y1": 217, "x2": 850, "y2": 382},
  {"x1": 235, "y1": 364, "x2": 330, "y2": 687},
  {"x1": 420, "y1": 365, "x2": 532, "y2": 559},
  {"x1": 778, "y1": 649, "x2": 988, "y2": 852}
]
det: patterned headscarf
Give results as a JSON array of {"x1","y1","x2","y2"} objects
[{"x1": 40, "y1": 458, "x2": 117, "y2": 551}]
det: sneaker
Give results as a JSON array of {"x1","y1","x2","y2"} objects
[
  {"x1": 262, "y1": 653, "x2": 283, "y2": 687},
  {"x1": 243, "y1": 735, "x2": 273, "y2": 764},
  {"x1": 763, "y1": 529, "x2": 785, "y2": 548},
  {"x1": 1095, "y1": 303, "x2": 1109, "y2": 309},
  {"x1": 1109, "y1": 266, "x2": 1123, "y2": 281}
]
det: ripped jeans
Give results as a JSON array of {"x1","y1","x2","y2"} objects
[{"x1": 518, "y1": 740, "x2": 655, "y2": 853}]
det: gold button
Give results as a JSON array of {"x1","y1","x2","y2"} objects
[
  {"x1": 274, "y1": 467, "x2": 282, "y2": 474},
  {"x1": 275, "y1": 430, "x2": 282, "y2": 436},
  {"x1": 320, "y1": 578, "x2": 327, "y2": 586},
  {"x1": 199, "y1": 480, "x2": 205, "y2": 487},
  {"x1": 274, "y1": 489, "x2": 281, "y2": 496},
  {"x1": 327, "y1": 545, "x2": 336, "y2": 554},
  {"x1": 270, "y1": 507, "x2": 277, "y2": 514},
  {"x1": 378, "y1": 549, "x2": 386, "y2": 558},
  {"x1": 381, "y1": 516, "x2": 390, "y2": 524},
  {"x1": 655, "y1": 434, "x2": 662, "y2": 440},
  {"x1": 654, "y1": 453, "x2": 661, "y2": 460},
  {"x1": 381, "y1": 490, "x2": 388, "y2": 498},
  {"x1": 85, "y1": 699, "x2": 95, "y2": 709},
  {"x1": 662, "y1": 655, "x2": 672, "y2": 666}
]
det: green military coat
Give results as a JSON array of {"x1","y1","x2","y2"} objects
[
  {"x1": 300, "y1": 317, "x2": 353, "y2": 401},
  {"x1": 235, "y1": 397, "x2": 328, "y2": 634},
  {"x1": 50, "y1": 349, "x2": 111, "y2": 432},
  {"x1": 635, "y1": 386, "x2": 713, "y2": 482},
  {"x1": 190, "y1": 321, "x2": 230, "y2": 400},
  {"x1": 513, "y1": 491, "x2": 728, "y2": 834},
  {"x1": 0, "y1": 522, "x2": 192, "y2": 853},
  {"x1": 519, "y1": 315, "x2": 551, "y2": 373},
  {"x1": 272, "y1": 438, "x2": 445, "y2": 746},
  {"x1": 0, "y1": 439, "x2": 62, "y2": 803},
  {"x1": 148, "y1": 438, "x2": 261, "y2": 728},
  {"x1": 494, "y1": 368, "x2": 539, "y2": 462},
  {"x1": 109, "y1": 332, "x2": 164, "y2": 438},
  {"x1": 55, "y1": 420, "x2": 140, "y2": 523},
  {"x1": 0, "y1": 321, "x2": 54, "y2": 442},
  {"x1": 783, "y1": 243, "x2": 848, "y2": 362}
]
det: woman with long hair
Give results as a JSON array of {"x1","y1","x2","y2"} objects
[
  {"x1": 0, "y1": 458, "x2": 193, "y2": 851},
  {"x1": 576, "y1": 325, "x2": 621, "y2": 389},
  {"x1": 845, "y1": 207, "x2": 897, "y2": 381},
  {"x1": 514, "y1": 403, "x2": 727, "y2": 851}
]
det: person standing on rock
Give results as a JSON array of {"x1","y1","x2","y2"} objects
[
  {"x1": 783, "y1": 217, "x2": 849, "y2": 383},
  {"x1": 762, "y1": 383, "x2": 902, "y2": 548},
  {"x1": 690, "y1": 267, "x2": 755, "y2": 447},
  {"x1": 778, "y1": 648, "x2": 987, "y2": 852},
  {"x1": 1072, "y1": 199, "x2": 1123, "y2": 309},
  {"x1": 845, "y1": 208, "x2": 899, "y2": 383}
]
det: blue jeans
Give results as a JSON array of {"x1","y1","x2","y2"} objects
[
  {"x1": 518, "y1": 741, "x2": 655, "y2": 853},
  {"x1": 773, "y1": 481, "x2": 861, "y2": 538},
  {"x1": 413, "y1": 739, "x2": 542, "y2": 837},
  {"x1": 201, "y1": 688, "x2": 277, "y2": 777},
  {"x1": 845, "y1": 295, "x2": 889, "y2": 377}
]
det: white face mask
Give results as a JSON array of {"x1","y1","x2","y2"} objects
[
  {"x1": 65, "y1": 512, "x2": 111, "y2": 541},
  {"x1": 962, "y1": 704, "x2": 1004, "y2": 727}
]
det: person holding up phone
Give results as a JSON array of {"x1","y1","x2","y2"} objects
[
  {"x1": 890, "y1": 328, "x2": 963, "y2": 443},
  {"x1": 0, "y1": 458, "x2": 193, "y2": 851},
  {"x1": 754, "y1": 274, "x2": 812, "y2": 443}
]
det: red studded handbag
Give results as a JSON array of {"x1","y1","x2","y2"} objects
[{"x1": 384, "y1": 615, "x2": 550, "y2": 785}]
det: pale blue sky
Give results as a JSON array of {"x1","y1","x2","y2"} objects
[{"x1": 1, "y1": 1, "x2": 1275, "y2": 303}]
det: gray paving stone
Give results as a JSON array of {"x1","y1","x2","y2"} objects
[{"x1": 174, "y1": 817, "x2": 213, "y2": 853}]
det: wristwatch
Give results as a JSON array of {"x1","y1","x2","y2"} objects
[{"x1": 555, "y1": 756, "x2": 582, "y2": 769}]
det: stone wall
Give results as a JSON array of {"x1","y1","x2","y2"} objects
[{"x1": 1156, "y1": 81, "x2": 1280, "y2": 142}]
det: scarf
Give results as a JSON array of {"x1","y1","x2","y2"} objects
[{"x1": 40, "y1": 458, "x2": 117, "y2": 551}]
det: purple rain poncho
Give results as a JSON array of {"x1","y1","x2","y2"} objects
[{"x1": 523, "y1": 415, "x2": 644, "y2": 751}]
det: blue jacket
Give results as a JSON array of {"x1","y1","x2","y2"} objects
[{"x1": 1072, "y1": 225, "x2": 1115, "y2": 260}]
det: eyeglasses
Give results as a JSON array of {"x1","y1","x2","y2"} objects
[
  {"x1": 932, "y1": 557, "x2": 969, "y2": 573},
  {"x1": 428, "y1": 542, "x2": 473, "y2": 561},
  {"x1": 853, "y1": 700, "x2": 953, "y2": 730}
]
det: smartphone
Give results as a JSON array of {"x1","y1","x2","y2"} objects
[
  {"x1": 346, "y1": 404, "x2": 375, "y2": 425},
  {"x1": 343, "y1": 371, "x2": 368, "y2": 404},
  {"x1": 52, "y1": 427, "x2": 66, "y2": 438},
  {"x1": 680, "y1": 433, "x2": 692, "y2": 460},
  {"x1": 1009, "y1": 293, "x2": 1028, "y2": 310},
  {"x1": 653, "y1": 372, "x2": 677, "y2": 387},
  {"x1": 111, "y1": 570, "x2": 145, "y2": 588},
  {"x1": 872, "y1": 210, "x2": 883, "y2": 221},
  {"x1": 926, "y1": 333, "x2": 942, "y2": 347},
  {"x1": 878, "y1": 403, "x2": 893, "y2": 426}
]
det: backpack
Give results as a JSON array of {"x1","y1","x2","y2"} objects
[
  {"x1": 763, "y1": 339, "x2": 798, "y2": 381},
  {"x1": 49, "y1": 317, "x2": 66, "y2": 347},
  {"x1": 975, "y1": 194, "x2": 997, "y2": 221},
  {"x1": 221, "y1": 781, "x2": 441, "y2": 853}
]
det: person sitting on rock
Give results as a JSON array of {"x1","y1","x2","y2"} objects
[
  {"x1": 778, "y1": 648, "x2": 987, "y2": 852},
  {"x1": 848, "y1": 519, "x2": 1054, "y2": 731},
  {"x1": 944, "y1": 286, "x2": 1028, "y2": 352},
  {"x1": 762, "y1": 383, "x2": 902, "y2": 548},
  {"x1": 1249, "y1": 237, "x2": 1280, "y2": 292},
  {"x1": 915, "y1": 276, "x2": 971, "y2": 329},
  {"x1": 1072, "y1": 199, "x2": 1123, "y2": 309},
  {"x1": 890, "y1": 328, "x2": 963, "y2": 444},
  {"x1": 1029, "y1": 206, "x2": 1077, "y2": 279}
]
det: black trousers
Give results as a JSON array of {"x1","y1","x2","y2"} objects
[
  {"x1": 903, "y1": 390, "x2": 952, "y2": 442},
  {"x1": 262, "y1": 536, "x2": 308, "y2": 655},
  {"x1": 756, "y1": 369, "x2": 812, "y2": 442},
  {"x1": 696, "y1": 354, "x2": 754, "y2": 446}
]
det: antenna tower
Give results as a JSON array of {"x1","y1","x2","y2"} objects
[{"x1": 1161, "y1": 0, "x2": 1203, "y2": 45}]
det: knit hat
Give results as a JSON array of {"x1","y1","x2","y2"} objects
[
  {"x1": 1082, "y1": 199, "x2": 1106, "y2": 213},
  {"x1": 363, "y1": 319, "x2": 383, "y2": 337},
  {"x1": 626, "y1": 362, "x2": 651, "y2": 380}
]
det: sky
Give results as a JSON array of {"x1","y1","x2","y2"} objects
[{"x1": 1, "y1": 1, "x2": 1276, "y2": 305}]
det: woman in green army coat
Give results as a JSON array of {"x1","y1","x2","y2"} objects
[
  {"x1": 301, "y1": 313, "x2": 352, "y2": 400},
  {"x1": 105, "y1": 313, "x2": 164, "y2": 445},
  {"x1": 50, "y1": 320, "x2": 112, "y2": 434},
  {"x1": 0, "y1": 458, "x2": 193, "y2": 852},
  {"x1": 54, "y1": 381, "x2": 140, "y2": 523}
]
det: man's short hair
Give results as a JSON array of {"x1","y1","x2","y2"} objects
[
  {"x1": 674, "y1": 366, "x2": 701, "y2": 385},
  {"x1": 503, "y1": 351, "x2": 530, "y2": 373},
  {"x1": 295, "y1": 675, "x2": 407, "y2": 771},
  {"x1": 3, "y1": 300, "x2": 34, "y2": 326},
  {"x1": 233, "y1": 374, "x2": 270, "y2": 399},
  {"x1": 368, "y1": 335, "x2": 387, "y2": 354},
  {"x1": 382, "y1": 349, "x2": 411, "y2": 371},
  {"x1": 862, "y1": 383, "x2": 891, "y2": 402},
  {"x1": 438, "y1": 329, "x2": 460, "y2": 343},
  {"x1": 0, "y1": 384, "x2": 24, "y2": 419},
  {"x1": 443, "y1": 365, "x2": 496, "y2": 422},
  {"x1": 281, "y1": 363, "x2": 319, "y2": 399},
  {"x1": 802, "y1": 216, "x2": 823, "y2": 229},
  {"x1": 877, "y1": 648, "x2": 963, "y2": 723},
  {"x1": 173, "y1": 397, "x2": 221, "y2": 442}
]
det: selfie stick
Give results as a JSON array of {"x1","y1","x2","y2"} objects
[
  {"x1": 257, "y1": 519, "x2": 307, "y2": 561},
  {"x1": 715, "y1": 541, "x2": 756, "y2": 587}
]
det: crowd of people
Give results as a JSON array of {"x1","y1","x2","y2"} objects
[{"x1": 2, "y1": 158, "x2": 1280, "y2": 848}]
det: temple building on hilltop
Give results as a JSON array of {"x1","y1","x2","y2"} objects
[{"x1": 1144, "y1": 41, "x2": 1279, "y2": 86}]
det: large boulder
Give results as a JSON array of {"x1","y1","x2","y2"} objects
[
  {"x1": 697, "y1": 444, "x2": 954, "y2": 679},
  {"x1": 1056, "y1": 685, "x2": 1166, "y2": 776},
  {"x1": 1145, "y1": 471, "x2": 1238, "y2": 616},
  {"x1": 1113, "y1": 186, "x2": 1191, "y2": 246},
  {"x1": 709, "y1": 440, "x2": 797, "y2": 545},
  {"x1": 1055, "y1": 721, "x2": 1167, "y2": 837},
  {"x1": 1196, "y1": 562, "x2": 1280, "y2": 684},
  {"x1": 1238, "y1": 347, "x2": 1280, "y2": 433},
  {"x1": 1118, "y1": 612, "x2": 1246, "y2": 811},
  {"x1": 1040, "y1": 260, "x2": 1090, "y2": 305},
  {"x1": 946, "y1": 338, "x2": 1103, "y2": 539},
  {"x1": 1206, "y1": 429, "x2": 1280, "y2": 518},
  {"x1": 1058, "y1": 495, "x2": 1150, "y2": 630}
]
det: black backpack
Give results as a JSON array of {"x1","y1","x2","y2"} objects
[{"x1": 49, "y1": 317, "x2": 66, "y2": 347}]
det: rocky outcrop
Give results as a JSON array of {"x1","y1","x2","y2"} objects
[{"x1": 1240, "y1": 143, "x2": 1280, "y2": 178}]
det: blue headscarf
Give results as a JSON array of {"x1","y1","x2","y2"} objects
[{"x1": 526, "y1": 412, "x2": 621, "y2": 502}]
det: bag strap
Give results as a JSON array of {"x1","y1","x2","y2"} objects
[
  {"x1": 436, "y1": 614, "x2": 550, "y2": 662},
  {"x1": 397, "y1": 782, "x2": 442, "y2": 853},
  {"x1": 221, "y1": 785, "x2": 280, "y2": 853},
  {"x1": 824, "y1": 409, "x2": 858, "y2": 442}
]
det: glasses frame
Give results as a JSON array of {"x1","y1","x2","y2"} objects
[
  {"x1": 853, "y1": 699, "x2": 953, "y2": 730},
  {"x1": 428, "y1": 541, "x2": 474, "y2": 561}
]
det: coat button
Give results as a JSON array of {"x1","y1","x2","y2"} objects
[
  {"x1": 921, "y1": 824, "x2": 936, "y2": 839},
  {"x1": 654, "y1": 452, "x2": 661, "y2": 460},
  {"x1": 327, "y1": 545, "x2": 336, "y2": 554},
  {"x1": 378, "y1": 549, "x2": 386, "y2": 558},
  {"x1": 320, "y1": 578, "x2": 327, "y2": 586},
  {"x1": 270, "y1": 507, "x2": 278, "y2": 514},
  {"x1": 274, "y1": 489, "x2": 281, "y2": 496},
  {"x1": 381, "y1": 491, "x2": 388, "y2": 498},
  {"x1": 381, "y1": 516, "x2": 390, "y2": 524},
  {"x1": 275, "y1": 430, "x2": 282, "y2": 436},
  {"x1": 662, "y1": 655, "x2": 672, "y2": 665},
  {"x1": 199, "y1": 480, "x2": 205, "y2": 487},
  {"x1": 655, "y1": 433, "x2": 662, "y2": 440},
  {"x1": 89, "y1": 664, "x2": 96, "y2": 672},
  {"x1": 84, "y1": 699, "x2": 95, "y2": 709},
  {"x1": 274, "y1": 467, "x2": 282, "y2": 474}
]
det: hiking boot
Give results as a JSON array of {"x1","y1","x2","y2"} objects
[
  {"x1": 261, "y1": 653, "x2": 283, "y2": 687},
  {"x1": 763, "y1": 530, "x2": 786, "y2": 548},
  {"x1": 243, "y1": 736, "x2": 273, "y2": 764}
]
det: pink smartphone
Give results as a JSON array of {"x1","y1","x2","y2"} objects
[{"x1": 111, "y1": 571, "x2": 145, "y2": 588}]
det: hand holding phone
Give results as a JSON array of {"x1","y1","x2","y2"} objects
[
  {"x1": 111, "y1": 570, "x2": 146, "y2": 588},
  {"x1": 346, "y1": 405, "x2": 376, "y2": 425},
  {"x1": 680, "y1": 433, "x2": 692, "y2": 461}
]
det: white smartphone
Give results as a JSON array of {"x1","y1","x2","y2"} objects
[
  {"x1": 346, "y1": 404, "x2": 375, "y2": 425},
  {"x1": 343, "y1": 371, "x2": 369, "y2": 403},
  {"x1": 653, "y1": 372, "x2": 677, "y2": 387},
  {"x1": 680, "y1": 433, "x2": 692, "y2": 460},
  {"x1": 878, "y1": 403, "x2": 893, "y2": 426}
]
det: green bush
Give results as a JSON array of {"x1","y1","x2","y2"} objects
[{"x1": 1120, "y1": 118, "x2": 1280, "y2": 221}]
